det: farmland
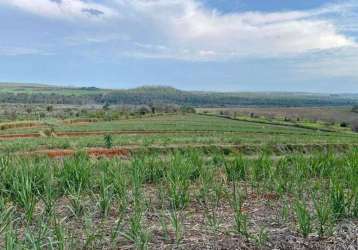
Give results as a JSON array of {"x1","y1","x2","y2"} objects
[
  {"x1": 0, "y1": 107, "x2": 358, "y2": 249},
  {"x1": 0, "y1": 84, "x2": 357, "y2": 249},
  {"x1": 1, "y1": 114, "x2": 358, "y2": 155},
  {"x1": 3, "y1": 0, "x2": 358, "y2": 248}
]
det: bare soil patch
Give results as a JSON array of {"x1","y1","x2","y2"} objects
[{"x1": 31, "y1": 148, "x2": 130, "y2": 158}]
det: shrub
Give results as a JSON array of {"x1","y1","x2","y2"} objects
[
  {"x1": 340, "y1": 122, "x2": 348, "y2": 128},
  {"x1": 46, "y1": 105, "x2": 53, "y2": 112},
  {"x1": 104, "y1": 134, "x2": 113, "y2": 149},
  {"x1": 43, "y1": 127, "x2": 55, "y2": 137},
  {"x1": 137, "y1": 105, "x2": 151, "y2": 115},
  {"x1": 25, "y1": 107, "x2": 32, "y2": 114},
  {"x1": 284, "y1": 117, "x2": 292, "y2": 122},
  {"x1": 180, "y1": 106, "x2": 196, "y2": 114}
]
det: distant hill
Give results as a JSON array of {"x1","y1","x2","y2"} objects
[{"x1": 0, "y1": 83, "x2": 358, "y2": 107}]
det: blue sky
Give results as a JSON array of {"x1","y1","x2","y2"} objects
[{"x1": 0, "y1": 0, "x2": 358, "y2": 92}]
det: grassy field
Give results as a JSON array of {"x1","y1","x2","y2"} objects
[
  {"x1": 0, "y1": 112, "x2": 357, "y2": 249},
  {"x1": 1, "y1": 114, "x2": 358, "y2": 154},
  {"x1": 199, "y1": 106, "x2": 358, "y2": 125}
]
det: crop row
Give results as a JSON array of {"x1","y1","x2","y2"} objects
[{"x1": 0, "y1": 150, "x2": 357, "y2": 249}]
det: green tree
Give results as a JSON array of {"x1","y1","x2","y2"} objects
[{"x1": 104, "y1": 134, "x2": 113, "y2": 149}]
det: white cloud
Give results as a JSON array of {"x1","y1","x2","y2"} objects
[
  {"x1": 113, "y1": 0, "x2": 355, "y2": 60},
  {"x1": 0, "y1": 0, "x2": 118, "y2": 21},
  {"x1": 0, "y1": 46, "x2": 49, "y2": 56},
  {"x1": 0, "y1": 0, "x2": 357, "y2": 60},
  {"x1": 296, "y1": 46, "x2": 358, "y2": 78}
]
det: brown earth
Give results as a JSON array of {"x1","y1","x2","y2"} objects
[
  {"x1": 17, "y1": 143, "x2": 358, "y2": 159},
  {"x1": 31, "y1": 148, "x2": 130, "y2": 158}
]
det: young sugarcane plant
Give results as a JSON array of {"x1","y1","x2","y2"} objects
[{"x1": 294, "y1": 200, "x2": 312, "y2": 238}]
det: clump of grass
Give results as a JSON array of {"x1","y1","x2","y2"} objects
[
  {"x1": 253, "y1": 227, "x2": 268, "y2": 248},
  {"x1": 204, "y1": 206, "x2": 221, "y2": 233},
  {"x1": 294, "y1": 200, "x2": 312, "y2": 238},
  {"x1": 0, "y1": 204, "x2": 13, "y2": 235},
  {"x1": 121, "y1": 189, "x2": 150, "y2": 250},
  {"x1": 116, "y1": 158, "x2": 151, "y2": 249},
  {"x1": 83, "y1": 217, "x2": 101, "y2": 249},
  {"x1": 24, "y1": 219, "x2": 51, "y2": 249},
  {"x1": 54, "y1": 219, "x2": 66, "y2": 250},
  {"x1": 67, "y1": 186, "x2": 85, "y2": 218},
  {"x1": 329, "y1": 180, "x2": 348, "y2": 219},
  {"x1": 231, "y1": 184, "x2": 249, "y2": 238},
  {"x1": 166, "y1": 154, "x2": 192, "y2": 210},
  {"x1": 11, "y1": 171, "x2": 37, "y2": 223},
  {"x1": 39, "y1": 171, "x2": 57, "y2": 216},
  {"x1": 59, "y1": 153, "x2": 92, "y2": 194},
  {"x1": 225, "y1": 156, "x2": 247, "y2": 182},
  {"x1": 169, "y1": 208, "x2": 184, "y2": 247},
  {"x1": 142, "y1": 155, "x2": 165, "y2": 184},
  {"x1": 313, "y1": 192, "x2": 332, "y2": 237},
  {"x1": 5, "y1": 223, "x2": 19, "y2": 249},
  {"x1": 98, "y1": 174, "x2": 114, "y2": 217}
]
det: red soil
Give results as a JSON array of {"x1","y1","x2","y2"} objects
[{"x1": 34, "y1": 148, "x2": 130, "y2": 158}]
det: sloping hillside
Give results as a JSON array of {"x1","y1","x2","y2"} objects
[{"x1": 1, "y1": 83, "x2": 358, "y2": 107}]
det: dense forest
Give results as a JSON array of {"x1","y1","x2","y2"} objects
[{"x1": 1, "y1": 84, "x2": 358, "y2": 107}]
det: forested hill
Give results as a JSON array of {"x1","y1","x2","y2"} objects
[{"x1": 0, "y1": 83, "x2": 358, "y2": 107}]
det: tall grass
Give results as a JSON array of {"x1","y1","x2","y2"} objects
[{"x1": 0, "y1": 148, "x2": 357, "y2": 248}]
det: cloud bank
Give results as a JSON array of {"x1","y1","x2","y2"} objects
[{"x1": 0, "y1": 0, "x2": 357, "y2": 60}]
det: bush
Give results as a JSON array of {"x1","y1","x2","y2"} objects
[
  {"x1": 180, "y1": 106, "x2": 196, "y2": 114},
  {"x1": 46, "y1": 105, "x2": 53, "y2": 112},
  {"x1": 103, "y1": 103, "x2": 110, "y2": 111},
  {"x1": 137, "y1": 105, "x2": 151, "y2": 115},
  {"x1": 43, "y1": 127, "x2": 55, "y2": 137},
  {"x1": 340, "y1": 122, "x2": 348, "y2": 128},
  {"x1": 104, "y1": 134, "x2": 113, "y2": 149}
]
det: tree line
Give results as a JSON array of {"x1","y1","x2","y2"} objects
[{"x1": 1, "y1": 86, "x2": 358, "y2": 107}]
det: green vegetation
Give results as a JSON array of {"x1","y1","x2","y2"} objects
[
  {"x1": 0, "y1": 91, "x2": 357, "y2": 248},
  {"x1": 0, "y1": 149, "x2": 357, "y2": 248},
  {"x1": 1, "y1": 83, "x2": 358, "y2": 107},
  {"x1": 1, "y1": 114, "x2": 358, "y2": 154},
  {"x1": 104, "y1": 134, "x2": 113, "y2": 149}
]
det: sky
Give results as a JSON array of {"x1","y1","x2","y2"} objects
[{"x1": 0, "y1": 0, "x2": 358, "y2": 92}]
